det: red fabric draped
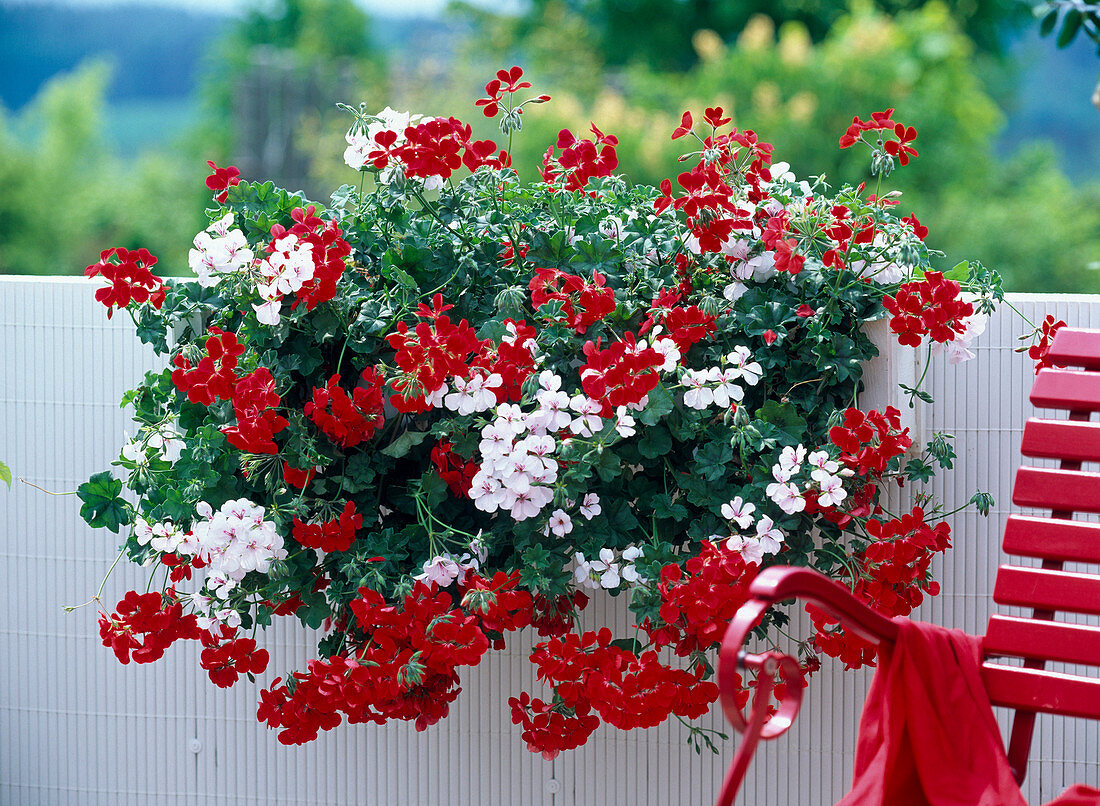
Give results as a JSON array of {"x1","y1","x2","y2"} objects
[{"x1": 837, "y1": 618, "x2": 1100, "y2": 806}]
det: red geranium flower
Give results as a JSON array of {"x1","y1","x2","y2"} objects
[{"x1": 205, "y1": 160, "x2": 241, "y2": 203}]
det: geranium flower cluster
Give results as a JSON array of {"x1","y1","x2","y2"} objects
[
  {"x1": 883, "y1": 270, "x2": 975, "y2": 347},
  {"x1": 189, "y1": 213, "x2": 255, "y2": 287},
  {"x1": 135, "y1": 499, "x2": 286, "y2": 600},
  {"x1": 79, "y1": 69, "x2": 1031, "y2": 760},
  {"x1": 84, "y1": 246, "x2": 166, "y2": 319}
]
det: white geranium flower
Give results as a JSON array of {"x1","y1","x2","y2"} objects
[
  {"x1": 548, "y1": 509, "x2": 574, "y2": 537},
  {"x1": 580, "y1": 493, "x2": 602, "y2": 520},
  {"x1": 725, "y1": 535, "x2": 766, "y2": 565},
  {"x1": 726, "y1": 346, "x2": 763, "y2": 386},
  {"x1": 613, "y1": 406, "x2": 637, "y2": 438},
  {"x1": 721, "y1": 497, "x2": 756, "y2": 530},
  {"x1": 469, "y1": 471, "x2": 504, "y2": 513},
  {"x1": 755, "y1": 516, "x2": 785, "y2": 555},
  {"x1": 417, "y1": 554, "x2": 464, "y2": 586},
  {"x1": 651, "y1": 337, "x2": 681, "y2": 372},
  {"x1": 808, "y1": 451, "x2": 839, "y2": 475},
  {"x1": 573, "y1": 552, "x2": 601, "y2": 590},
  {"x1": 712, "y1": 368, "x2": 745, "y2": 408},
  {"x1": 568, "y1": 395, "x2": 603, "y2": 437},
  {"x1": 253, "y1": 299, "x2": 282, "y2": 326},
  {"x1": 815, "y1": 473, "x2": 848, "y2": 508},
  {"x1": 589, "y1": 548, "x2": 621, "y2": 589},
  {"x1": 778, "y1": 445, "x2": 806, "y2": 474},
  {"x1": 621, "y1": 545, "x2": 645, "y2": 583},
  {"x1": 682, "y1": 369, "x2": 715, "y2": 409},
  {"x1": 768, "y1": 481, "x2": 806, "y2": 514}
]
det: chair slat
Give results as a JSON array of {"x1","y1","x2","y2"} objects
[
  {"x1": 1003, "y1": 515, "x2": 1100, "y2": 564},
  {"x1": 1021, "y1": 418, "x2": 1100, "y2": 463},
  {"x1": 1031, "y1": 369, "x2": 1100, "y2": 412},
  {"x1": 1046, "y1": 328, "x2": 1100, "y2": 371},
  {"x1": 983, "y1": 664, "x2": 1100, "y2": 720},
  {"x1": 985, "y1": 615, "x2": 1100, "y2": 668},
  {"x1": 1012, "y1": 467, "x2": 1100, "y2": 514},
  {"x1": 994, "y1": 566, "x2": 1100, "y2": 615}
]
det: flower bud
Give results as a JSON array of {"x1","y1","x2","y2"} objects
[
  {"x1": 896, "y1": 240, "x2": 921, "y2": 269},
  {"x1": 700, "y1": 296, "x2": 722, "y2": 317},
  {"x1": 499, "y1": 109, "x2": 524, "y2": 136},
  {"x1": 494, "y1": 285, "x2": 527, "y2": 316},
  {"x1": 870, "y1": 149, "x2": 895, "y2": 178}
]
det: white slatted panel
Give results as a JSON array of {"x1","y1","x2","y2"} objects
[{"x1": 0, "y1": 278, "x2": 1097, "y2": 805}]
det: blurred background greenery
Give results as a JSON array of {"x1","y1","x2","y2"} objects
[{"x1": 1, "y1": 0, "x2": 1098, "y2": 290}]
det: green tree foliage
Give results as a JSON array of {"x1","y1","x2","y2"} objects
[
  {"x1": 508, "y1": 0, "x2": 1025, "y2": 71},
  {"x1": 0, "y1": 62, "x2": 206, "y2": 275}
]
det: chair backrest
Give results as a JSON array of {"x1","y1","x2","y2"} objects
[{"x1": 981, "y1": 327, "x2": 1100, "y2": 780}]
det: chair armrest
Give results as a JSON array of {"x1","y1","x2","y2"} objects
[
  {"x1": 717, "y1": 566, "x2": 899, "y2": 737},
  {"x1": 748, "y1": 566, "x2": 900, "y2": 644},
  {"x1": 712, "y1": 566, "x2": 900, "y2": 806}
]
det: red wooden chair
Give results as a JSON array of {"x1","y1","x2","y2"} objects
[{"x1": 715, "y1": 327, "x2": 1100, "y2": 806}]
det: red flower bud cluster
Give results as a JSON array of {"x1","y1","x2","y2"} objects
[
  {"x1": 761, "y1": 213, "x2": 806, "y2": 275},
  {"x1": 475, "y1": 65, "x2": 532, "y2": 117},
  {"x1": 470, "y1": 319, "x2": 538, "y2": 403},
  {"x1": 579, "y1": 333, "x2": 664, "y2": 416},
  {"x1": 221, "y1": 367, "x2": 287, "y2": 454},
  {"x1": 171, "y1": 327, "x2": 245, "y2": 406},
  {"x1": 644, "y1": 541, "x2": 757, "y2": 656},
  {"x1": 98, "y1": 590, "x2": 199, "y2": 664},
  {"x1": 460, "y1": 571, "x2": 533, "y2": 647},
  {"x1": 882, "y1": 271, "x2": 974, "y2": 348},
  {"x1": 810, "y1": 506, "x2": 951, "y2": 669},
  {"x1": 257, "y1": 583, "x2": 511, "y2": 744},
  {"x1": 385, "y1": 294, "x2": 484, "y2": 412},
  {"x1": 838, "y1": 109, "x2": 918, "y2": 165},
  {"x1": 282, "y1": 462, "x2": 317, "y2": 489},
  {"x1": 528, "y1": 267, "x2": 616, "y2": 334},
  {"x1": 540, "y1": 124, "x2": 619, "y2": 191},
  {"x1": 304, "y1": 368, "x2": 386, "y2": 448},
  {"x1": 531, "y1": 591, "x2": 589, "y2": 637},
  {"x1": 84, "y1": 247, "x2": 166, "y2": 318},
  {"x1": 201, "y1": 634, "x2": 270, "y2": 688},
  {"x1": 264, "y1": 206, "x2": 352, "y2": 312},
  {"x1": 430, "y1": 439, "x2": 480, "y2": 498},
  {"x1": 204, "y1": 160, "x2": 241, "y2": 203},
  {"x1": 292, "y1": 501, "x2": 362, "y2": 553},
  {"x1": 657, "y1": 117, "x2": 773, "y2": 256},
  {"x1": 512, "y1": 626, "x2": 719, "y2": 757},
  {"x1": 509, "y1": 692, "x2": 601, "y2": 758},
  {"x1": 1029, "y1": 314, "x2": 1067, "y2": 374},
  {"x1": 642, "y1": 289, "x2": 716, "y2": 353},
  {"x1": 160, "y1": 551, "x2": 207, "y2": 583},
  {"x1": 828, "y1": 406, "x2": 912, "y2": 476}
]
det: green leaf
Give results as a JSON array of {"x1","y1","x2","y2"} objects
[
  {"x1": 381, "y1": 430, "x2": 429, "y2": 458},
  {"x1": 638, "y1": 425, "x2": 672, "y2": 459},
  {"x1": 1057, "y1": 10, "x2": 1083, "y2": 48},
  {"x1": 0, "y1": 460, "x2": 10, "y2": 489},
  {"x1": 755, "y1": 400, "x2": 808, "y2": 442},
  {"x1": 652, "y1": 492, "x2": 689, "y2": 521},
  {"x1": 77, "y1": 471, "x2": 129, "y2": 532},
  {"x1": 942, "y1": 260, "x2": 969, "y2": 282},
  {"x1": 904, "y1": 457, "x2": 934, "y2": 483},
  {"x1": 638, "y1": 383, "x2": 674, "y2": 426},
  {"x1": 1039, "y1": 8, "x2": 1058, "y2": 37}
]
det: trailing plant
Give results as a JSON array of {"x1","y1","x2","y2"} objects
[{"x1": 77, "y1": 67, "x2": 1006, "y2": 757}]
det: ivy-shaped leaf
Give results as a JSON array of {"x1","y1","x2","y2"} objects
[{"x1": 78, "y1": 472, "x2": 130, "y2": 533}]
